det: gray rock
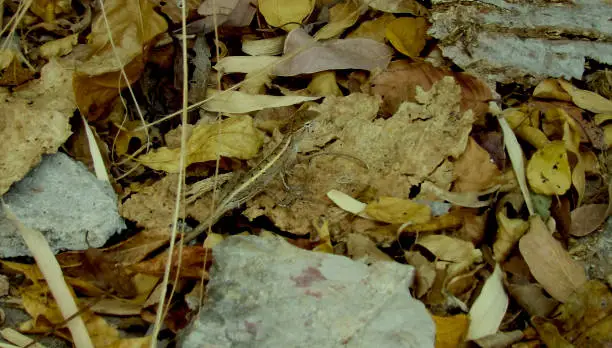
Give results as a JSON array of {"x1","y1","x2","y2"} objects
[
  {"x1": 179, "y1": 235, "x2": 435, "y2": 348},
  {"x1": 0, "y1": 152, "x2": 125, "y2": 257}
]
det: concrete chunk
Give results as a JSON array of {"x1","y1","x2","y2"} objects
[
  {"x1": 179, "y1": 235, "x2": 435, "y2": 348},
  {"x1": 0, "y1": 153, "x2": 125, "y2": 257}
]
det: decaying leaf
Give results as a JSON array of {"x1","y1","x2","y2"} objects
[
  {"x1": 247, "y1": 77, "x2": 475, "y2": 235},
  {"x1": 526, "y1": 141, "x2": 571, "y2": 196},
  {"x1": 0, "y1": 59, "x2": 75, "y2": 195},
  {"x1": 452, "y1": 137, "x2": 501, "y2": 192},
  {"x1": 259, "y1": 0, "x2": 315, "y2": 31},
  {"x1": 273, "y1": 28, "x2": 393, "y2": 76},
  {"x1": 364, "y1": 196, "x2": 431, "y2": 224},
  {"x1": 466, "y1": 264, "x2": 508, "y2": 340},
  {"x1": 531, "y1": 317, "x2": 574, "y2": 348},
  {"x1": 385, "y1": 17, "x2": 428, "y2": 58},
  {"x1": 432, "y1": 314, "x2": 469, "y2": 348},
  {"x1": 519, "y1": 215, "x2": 587, "y2": 302},
  {"x1": 347, "y1": 13, "x2": 395, "y2": 42},
  {"x1": 369, "y1": 60, "x2": 492, "y2": 119},
  {"x1": 138, "y1": 116, "x2": 264, "y2": 172}
]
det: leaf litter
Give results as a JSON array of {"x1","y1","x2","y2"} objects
[{"x1": 0, "y1": 0, "x2": 610, "y2": 347}]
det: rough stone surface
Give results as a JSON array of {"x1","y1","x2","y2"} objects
[
  {"x1": 179, "y1": 235, "x2": 435, "y2": 348},
  {"x1": 429, "y1": 0, "x2": 612, "y2": 85},
  {"x1": 0, "y1": 152, "x2": 125, "y2": 257}
]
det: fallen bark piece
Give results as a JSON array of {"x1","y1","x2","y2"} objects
[
  {"x1": 179, "y1": 235, "x2": 435, "y2": 347},
  {"x1": 429, "y1": 0, "x2": 612, "y2": 84},
  {"x1": 0, "y1": 153, "x2": 125, "y2": 257}
]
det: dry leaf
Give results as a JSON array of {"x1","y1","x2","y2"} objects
[
  {"x1": 558, "y1": 79, "x2": 612, "y2": 114},
  {"x1": 242, "y1": 36, "x2": 286, "y2": 56},
  {"x1": 74, "y1": 0, "x2": 167, "y2": 119},
  {"x1": 259, "y1": 0, "x2": 315, "y2": 31},
  {"x1": 519, "y1": 215, "x2": 587, "y2": 302},
  {"x1": 533, "y1": 79, "x2": 572, "y2": 101},
  {"x1": 405, "y1": 251, "x2": 437, "y2": 298},
  {"x1": 385, "y1": 17, "x2": 428, "y2": 58},
  {"x1": 215, "y1": 56, "x2": 281, "y2": 74},
  {"x1": 138, "y1": 116, "x2": 264, "y2": 172},
  {"x1": 347, "y1": 13, "x2": 395, "y2": 42},
  {"x1": 398, "y1": 213, "x2": 462, "y2": 234},
  {"x1": 554, "y1": 280, "x2": 612, "y2": 339},
  {"x1": 432, "y1": 314, "x2": 469, "y2": 348},
  {"x1": 417, "y1": 234, "x2": 480, "y2": 264},
  {"x1": 467, "y1": 264, "x2": 508, "y2": 340},
  {"x1": 364, "y1": 196, "x2": 431, "y2": 224},
  {"x1": 0, "y1": 59, "x2": 74, "y2": 195},
  {"x1": 493, "y1": 211, "x2": 529, "y2": 262},
  {"x1": 202, "y1": 89, "x2": 319, "y2": 113},
  {"x1": 526, "y1": 141, "x2": 571, "y2": 195},
  {"x1": 497, "y1": 116, "x2": 534, "y2": 215},
  {"x1": 570, "y1": 204, "x2": 609, "y2": 237},
  {"x1": 307, "y1": 71, "x2": 343, "y2": 97},
  {"x1": 453, "y1": 137, "x2": 501, "y2": 192},
  {"x1": 369, "y1": 60, "x2": 492, "y2": 120},
  {"x1": 363, "y1": 0, "x2": 428, "y2": 16},
  {"x1": 273, "y1": 28, "x2": 393, "y2": 76},
  {"x1": 314, "y1": 0, "x2": 363, "y2": 40}
]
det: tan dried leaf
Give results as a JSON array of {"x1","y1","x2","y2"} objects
[
  {"x1": 570, "y1": 204, "x2": 610, "y2": 237},
  {"x1": 558, "y1": 79, "x2": 612, "y2": 114},
  {"x1": 519, "y1": 215, "x2": 587, "y2": 302},
  {"x1": 364, "y1": 196, "x2": 431, "y2": 224}
]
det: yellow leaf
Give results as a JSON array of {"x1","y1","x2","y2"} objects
[
  {"x1": 314, "y1": 0, "x2": 363, "y2": 40},
  {"x1": 307, "y1": 71, "x2": 342, "y2": 96},
  {"x1": 258, "y1": 0, "x2": 315, "y2": 31},
  {"x1": 364, "y1": 196, "x2": 431, "y2": 224},
  {"x1": 533, "y1": 79, "x2": 571, "y2": 101},
  {"x1": 594, "y1": 113, "x2": 612, "y2": 125},
  {"x1": 385, "y1": 17, "x2": 428, "y2": 58},
  {"x1": 399, "y1": 213, "x2": 462, "y2": 234},
  {"x1": 347, "y1": 13, "x2": 395, "y2": 42},
  {"x1": 526, "y1": 141, "x2": 571, "y2": 195},
  {"x1": 138, "y1": 116, "x2": 264, "y2": 172},
  {"x1": 557, "y1": 79, "x2": 612, "y2": 114},
  {"x1": 432, "y1": 314, "x2": 469, "y2": 348},
  {"x1": 313, "y1": 219, "x2": 333, "y2": 253}
]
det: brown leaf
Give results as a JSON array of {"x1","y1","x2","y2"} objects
[
  {"x1": 369, "y1": 60, "x2": 492, "y2": 120},
  {"x1": 83, "y1": 248, "x2": 138, "y2": 298},
  {"x1": 570, "y1": 204, "x2": 610, "y2": 237},
  {"x1": 404, "y1": 251, "x2": 436, "y2": 298},
  {"x1": 519, "y1": 215, "x2": 587, "y2": 302},
  {"x1": 452, "y1": 137, "x2": 502, "y2": 192},
  {"x1": 129, "y1": 246, "x2": 211, "y2": 279}
]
